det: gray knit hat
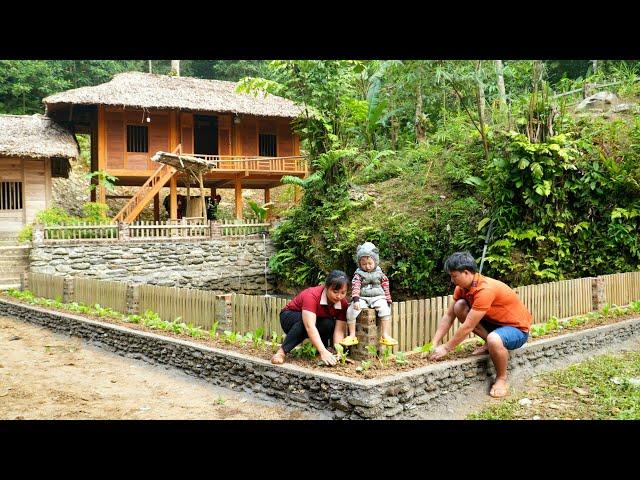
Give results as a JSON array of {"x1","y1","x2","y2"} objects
[{"x1": 356, "y1": 241, "x2": 379, "y2": 267}]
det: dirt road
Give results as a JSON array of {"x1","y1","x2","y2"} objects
[{"x1": 0, "y1": 315, "x2": 326, "y2": 420}]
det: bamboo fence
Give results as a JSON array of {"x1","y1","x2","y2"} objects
[
  {"x1": 514, "y1": 277, "x2": 593, "y2": 324},
  {"x1": 73, "y1": 277, "x2": 128, "y2": 313},
  {"x1": 601, "y1": 271, "x2": 640, "y2": 307},
  {"x1": 231, "y1": 293, "x2": 289, "y2": 338},
  {"x1": 22, "y1": 271, "x2": 640, "y2": 350},
  {"x1": 137, "y1": 284, "x2": 220, "y2": 330},
  {"x1": 29, "y1": 272, "x2": 64, "y2": 301}
]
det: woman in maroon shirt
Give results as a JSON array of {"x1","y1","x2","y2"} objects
[{"x1": 271, "y1": 270, "x2": 349, "y2": 366}]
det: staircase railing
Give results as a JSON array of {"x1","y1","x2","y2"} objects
[{"x1": 112, "y1": 145, "x2": 181, "y2": 223}]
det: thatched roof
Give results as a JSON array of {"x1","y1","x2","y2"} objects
[
  {"x1": 43, "y1": 71, "x2": 304, "y2": 119},
  {"x1": 0, "y1": 114, "x2": 79, "y2": 159}
]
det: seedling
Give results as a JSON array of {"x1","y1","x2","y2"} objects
[
  {"x1": 291, "y1": 340, "x2": 317, "y2": 359},
  {"x1": 334, "y1": 344, "x2": 348, "y2": 365},
  {"x1": 251, "y1": 327, "x2": 265, "y2": 349},
  {"x1": 365, "y1": 345, "x2": 378, "y2": 357},
  {"x1": 270, "y1": 331, "x2": 282, "y2": 352},
  {"x1": 209, "y1": 321, "x2": 220, "y2": 339},
  {"x1": 222, "y1": 330, "x2": 236, "y2": 344},
  {"x1": 216, "y1": 397, "x2": 226, "y2": 405},
  {"x1": 394, "y1": 351, "x2": 407, "y2": 365},
  {"x1": 379, "y1": 346, "x2": 392, "y2": 366},
  {"x1": 355, "y1": 360, "x2": 372, "y2": 373},
  {"x1": 415, "y1": 342, "x2": 433, "y2": 356}
]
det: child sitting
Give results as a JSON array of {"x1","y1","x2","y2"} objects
[{"x1": 339, "y1": 241, "x2": 398, "y2": 347}]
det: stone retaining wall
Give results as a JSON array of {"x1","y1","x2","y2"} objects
[
  {"x1": 2, "y1": 297, "x2": 639, "y2": 419},
  {"x1": 29, "y1": 238, "x2": 276, "y2": 295}
]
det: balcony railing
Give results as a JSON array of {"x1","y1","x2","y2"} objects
[{"x1": 187, "y1": 155, "x2": 307, "y2": 174}]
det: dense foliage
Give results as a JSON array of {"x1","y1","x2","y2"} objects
[
  {"x1": 246, "y1": 60, "x2": 640, "y2": 298},
  {"x1": 3, "y1": 60, "x2": 639, "y2": 299}
]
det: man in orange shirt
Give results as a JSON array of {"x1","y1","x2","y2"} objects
[{"x1": 430, "y1": 251, "x2": 532, "y2": 398}]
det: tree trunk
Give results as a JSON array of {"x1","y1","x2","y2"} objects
[
  {"x1": 592, "y1": 60, "x2": 598, "y2": 74},
  {"x1": 476, "y1": 61, "x2": 489, "y2": 162},
  {"x1": 495, "y1": 60, "x2": 507, "y2": 108},
  {"x1": 171, "y1": 60, "x2": 180, "y2": 76},
  {"x1": 149, "y1": 60, "x2": 152, "y2": 73},
  {"x1": 415, "y1": 84, "x2": 425, "y2": 143}
]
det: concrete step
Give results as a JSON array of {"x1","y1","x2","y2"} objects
[
  {"x1": 0, "y1": 283, "x2": 21, "y2": 290},
  {"x1": 0, "y1": 257, "x2": 30, "y2": 263},
  {"x1": 0, "y1": 245, "x2": 31, "y2": 251},
  {"x1": 0, "y1": 271, "x2": 27, "y2": 278},
  {"x1": 0, "y1": 259, "x2": 28, "y2": 265}
]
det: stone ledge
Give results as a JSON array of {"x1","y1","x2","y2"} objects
[{"x1": 1, "y1": 297, "x2": 639, "y2": 419}]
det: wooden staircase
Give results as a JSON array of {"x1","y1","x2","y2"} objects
[{"x1": 113, "y1": 162, "x2": 177, "y2": 223}]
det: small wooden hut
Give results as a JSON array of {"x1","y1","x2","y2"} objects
[{"x1": 0, "y1": 114, "x2": 78, "y2": 238}]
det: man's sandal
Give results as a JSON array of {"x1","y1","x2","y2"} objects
[
  {"x1": 379, "y1": 336, "x2": 398, "y2": 346},
  {"x1": 340, "y1": 336, "x2": 359, "y2": 347}
]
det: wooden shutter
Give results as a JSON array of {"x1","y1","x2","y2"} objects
[
  {"x1": 277, "y1": 120, "x2": 293, "y2": 157},
  {"x1": 180, "y1": 113, "x2": 193, "y2": 154},
  {"x1": 148, "y1": 113, "x2": 169, "y2": 169},
  {"x1": 218, "y1": 128, "x2": 231, "y2": 155},
  {"x1": 105, "y1": 111, "x2": 124, "y2": 169}
]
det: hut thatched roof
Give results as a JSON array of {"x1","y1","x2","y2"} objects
[
  {"x1": 0, "y1": 114, "x2": 79, "y2": 159},
  {"x1": 43, "y1": 71, "x2": 304, "y2": 119}
]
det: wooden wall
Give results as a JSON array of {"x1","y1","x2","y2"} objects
[
  {"x1": 0, "y1": 157, "x2": 51, "y2": 236},
  {"x1": 103, "y1": 109, "x2": 299, "y2": 173},
  {"x1": 105, "y1": 108, "x2": 169, "y2": 170}
]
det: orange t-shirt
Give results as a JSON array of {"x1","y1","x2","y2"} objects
[{"x1": 453, "y1": 273, "x2": 532, "y2": 332}]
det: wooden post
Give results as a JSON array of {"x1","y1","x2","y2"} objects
[
  {"x1": 592, "y1": 276, "x2": 606, "y2": 311},
  {"x1": 170, "y1": 175, "x2": 177, "y2": 220},
  {"x1": 199, "y1": 172, "x2": 206, "y2": 220},
  {"x1": 211, "y1": 187, "x2": 217, "y2": 198},
  {"x1": 62, "y1": 277, "x2": 74, "y2": 304},
  {"x1": 234, "y1": 176, "x2": 243, "y2": 220},
  {"x1": 186, "y1": 177, "x2": 191, "y2": 218},
  {"x1": 97, "y1": 105, "x2": 107, "y2": 216},
  {"x1": 153, "y1": 192, "x2": 160, "y2": 221},
  {"x1": 264, "y1": 188, "x2": 271, "y2": 221},
  {"x1": 294, "y1": 185, "x2": 302, "y2": 203}
]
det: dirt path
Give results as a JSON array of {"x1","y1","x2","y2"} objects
[{"x1": 0, "y1": 315, "x2": 326, "y2": 420}]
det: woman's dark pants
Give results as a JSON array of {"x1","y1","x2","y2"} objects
[{"x1": 280, "y1": 310, "x2": 335, "y2": 353}]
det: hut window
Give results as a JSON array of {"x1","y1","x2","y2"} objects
[
  {"x1": 127, "y1": 125, "x2": 149, "y2": 153},
  {"x1": 51, "y1": 157, "x2": 71, "y2": 178},
  {"x1": 259, "y1": 133, "x2": 277, "y2": 157},
  {"x1": 0, "y1": 181, "x2": 23, "y2": 210}
]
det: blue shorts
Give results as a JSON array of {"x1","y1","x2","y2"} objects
[{"x1": 480, "y1": 320, "x2": 529, "y2": 350}]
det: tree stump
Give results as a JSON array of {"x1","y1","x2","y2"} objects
[{"x1": 350, "y1": 308, "x2": 379, "y2": 361}]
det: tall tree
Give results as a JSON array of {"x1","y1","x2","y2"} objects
[{"x1": 495, "y1": 60, "x2": 507, "y2": 108}]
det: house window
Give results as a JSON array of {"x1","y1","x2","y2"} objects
[
  {"x1": 127, "y1": 125, "x2": 149, "y2": 153},
  {"x1": 259, "y1": 133, "x2": 277, "y2": 157},
  {"x1": 0, "y1": 181, "x2": 23, "y2": 210}
]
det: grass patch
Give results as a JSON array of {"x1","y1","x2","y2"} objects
[{"x1": 468, "y1": 348, "x2": 640, "y2": 420}]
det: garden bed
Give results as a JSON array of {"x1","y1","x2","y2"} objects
[
  {"x1": 1, "y1": 290, "x2": 638, "y2": 379},
  {"x1": 2, "y1": 291, "x2": 640, "y2": 419}
]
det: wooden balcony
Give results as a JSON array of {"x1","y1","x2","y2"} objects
[
  {"x1": 188, "y1": 155, "x2": 307, "y2": 174},
  {"x1": 108, "y1": 155, "x2": 308, "y2": 189}
]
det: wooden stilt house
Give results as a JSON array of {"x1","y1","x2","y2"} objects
[
  {"x1": 43, "y1": 72, "x2": 307, "y2": 222},
  {"x1": 0, "y1": 114, "x2": 78, "y2": 238}
]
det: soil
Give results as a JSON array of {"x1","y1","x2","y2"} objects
[
  {"x1": 0, "y1": 314, "x2": 325, "y2": 420},
  {"x1": 2, "y1": 291, "x2": 638, "y2": 381}
]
